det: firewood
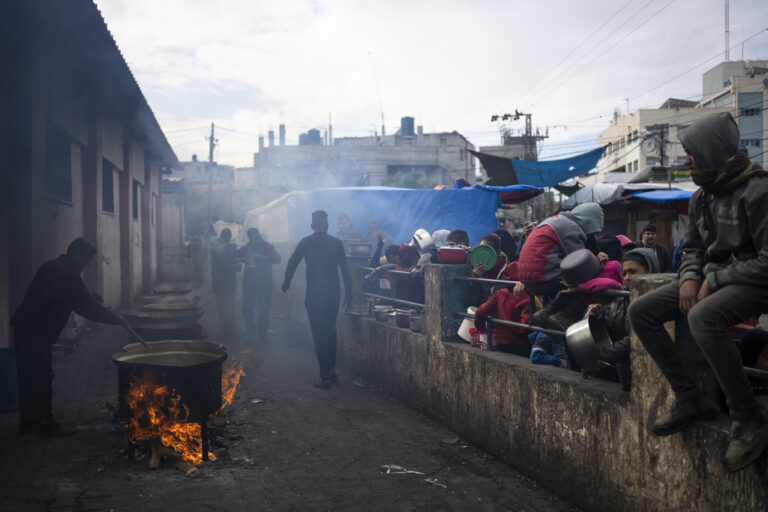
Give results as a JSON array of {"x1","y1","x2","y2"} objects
[{"x1": 176, "y1": 461, "x2": 198, "y2": 476}]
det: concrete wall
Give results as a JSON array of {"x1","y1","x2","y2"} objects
[
  {"x1": 129, "y1": 143, "x2": 144, "y2": 301},
  {"x1": 338, "y1": 266, "x2": 768, "y2": 511}
]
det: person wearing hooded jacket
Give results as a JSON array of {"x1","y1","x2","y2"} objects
[
  {"x1": 516, "y1": 202, "x2": 606, "y2": 298},
  {"x1": 628, "y1": 112, "x2": 768, "y2": 473},
  {"x1": 588, "y1": 248, "x2": 660, "y2": 391}
]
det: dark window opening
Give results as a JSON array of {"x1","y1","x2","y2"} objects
[
  {"x1": 132, "y1": 180, "x2": 140, "y2": 220},
  {"x1": 44, "y1": 124, "x2": 72, "y2": 201},
  {"x1": 102, "y1": 158, "x2": 115, "y2": 213}
]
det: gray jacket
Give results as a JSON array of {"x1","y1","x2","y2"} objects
[{"x1": 678, "y1": 168, "x2": 768, "y2": 290}]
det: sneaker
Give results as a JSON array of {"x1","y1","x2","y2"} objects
[
  {"x1": 724, "y1": 413, "x2": 768, "y2": 472},
  {"x1": 652, "y1": 394, "x2": 720, "y2": 436}
]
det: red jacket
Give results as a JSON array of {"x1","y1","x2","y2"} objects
[{"x1": 474, "y1": 263, "x2": 530, "y2": 346}]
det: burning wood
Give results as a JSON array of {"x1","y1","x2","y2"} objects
[{"x1": 123, "y1": 357, "x2": 247, "y2": 466}]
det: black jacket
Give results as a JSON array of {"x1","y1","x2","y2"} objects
[
  {"x1": 283, "y1": 232, "x2": 352, "y2": 304},
  {"x1": 11, "y1": 255, "x2": 121, "y2": 341}
]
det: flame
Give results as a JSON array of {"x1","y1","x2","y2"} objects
[
  {"x1": 124, "y1": 377, "x2": 215, "y2": 465},
  {"x1": 123, "y1": 357, "x2": 245, "y2": 465},
  {"x1": 221, "y1": 357, "x2": 245, "y2": 408}
]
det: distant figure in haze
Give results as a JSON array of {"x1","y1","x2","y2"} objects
[
  {"x1": 210, "y1": 228, "x2": 240, "y2": 334},
  {"x1": 11, "y1": 238, "x2": 124, "y2": 437},
  {"x1": 366, "y1": 219, "x2": 391, "y2": 251},
  {"x1": 336, "y1": 213, "x2": 363, "y2": 241},
  {"x1": 282, "y1": 210, "x2": 353, "y2": 389},
  {"x1": 238, "y1": 228, "x2": 281, "y2": 344}
]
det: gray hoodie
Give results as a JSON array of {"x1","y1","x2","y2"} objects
[{"x1": 677, "y1": 114, "x2": 768, "y2": 289}]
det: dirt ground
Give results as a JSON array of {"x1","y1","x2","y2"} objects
[{"x1": 0, "y1": 297, "x2": 581, "y2": 512}]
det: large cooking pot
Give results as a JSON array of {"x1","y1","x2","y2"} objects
[
  {"x1": 139, "y1": 293, "x2": 200, "y2": 305},
  {"x1": 112, "y1": 345, "x2": 227, "y2": 424},
  {"x1": 565, "y1": 312, "x2": 612, "y2": 372},
  {"x1": 132, "y1": 323, "x2": 203, "y2": 341},
  {"x1": 123, "y1": 309, "x2": 204, "y2": 325},
  {"x1": 141, "y1": 303, "x2": 200, "y2": 314},
  {"x1": 122, "y1": 339, "x2": 225, "y2": 354}
]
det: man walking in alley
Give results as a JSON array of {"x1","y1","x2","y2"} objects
[
  {"x1": 628, "y1": 112, "x2": 768, "y2": 472},
  {"x1": 637, "y1": 224, "x2": 673, "y2": 272},
  {"x1": 282, "y1": 211, "x2": 352, "y2": 389},
  {"x1": 238, "y1": 228, "x2": 281, "y2": 344},
  {"x1": 11, "y1": 238, "x2": 124, "y2": 437}
]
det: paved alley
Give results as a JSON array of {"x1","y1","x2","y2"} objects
[{"x1": 0, "y1": 316, "x2": 579, "y2": 512}]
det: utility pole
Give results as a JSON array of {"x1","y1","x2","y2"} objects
[
  {"x1": 206, "y1": 122, "x2": 218, "y2": 223},
  {"x1": 725, "y1": 0, "x2": 730, "y2": 61},
  {"x1": 491, "y1": 109, "x2": 547, "y2": 161}
]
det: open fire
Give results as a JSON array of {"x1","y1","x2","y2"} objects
[{"x1": 124, "y1": 357, "x2": 246, "y2": 465}]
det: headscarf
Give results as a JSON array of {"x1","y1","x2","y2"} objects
[
  {"x1": 396, "y1": 244, "x2": 420, "y2": 270},
  {"x1": 569, "y1": 203, "x2": 604, "y2": 235},
  {"x1": 493, "y1": 229, "x2": 517, "y2": 258}
]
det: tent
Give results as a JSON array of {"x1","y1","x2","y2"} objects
[
  {"x1": 240, "y1": 185, "x2": 543, "y2": 246},
  {"x1": 561, "y1": 182, "x2": 698, "y2": 208},
  {"x1": 470, "y1": 147, "x2": 604, "y2": 188}
]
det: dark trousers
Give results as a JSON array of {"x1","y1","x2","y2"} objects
[
  {"x1": 305, "y1": 294, "x2": 340, "y2": 380},
  {"x1": 499, "y1": 343, "x2": 531, "y2": 357},
  {"x1": 242, "y1": 279, "x2": 272, "y2": 342},
  {"x1": 628, "y1": 281, "x2": 768, "y2": 420},
  {"x1": 14, "y1": 336, "x2": 54, "y2": 429},
  {"x1": 213, "y1": 282, "x2": 236, "y2": 332}
]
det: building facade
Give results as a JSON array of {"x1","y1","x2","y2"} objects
[{"x1": 0, "y1": 0, "x2": 177, "y2": 348}]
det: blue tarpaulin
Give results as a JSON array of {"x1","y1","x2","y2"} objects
[
  {"x1": 630, "y1": 189, "x2": 694, "y2": 203},
  {"x1": 471, "y1": 147, "x2": 604, "y2": 188},
  {"x1": 243, "y1": 185, "x2": 542, "y2": 246}
]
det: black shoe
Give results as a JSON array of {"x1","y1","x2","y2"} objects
[
  {"x1": 724, "y1": 411, "x2": 768, "y2": 472},
  {"x1": 652, "y1": 394, "x2": 720, "y2": 436},
  {"x1": 313, "y1": 380, "x2": 332, "y2": 390}
]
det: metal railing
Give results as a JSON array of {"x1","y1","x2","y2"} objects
[
  {"x1": 361, "y1": 292, "x2": 425, "y2": 309},
  {"x1": 454, "y1": 311, "x2": 566, "y2": 343},
  {"x1": 360, "y1": 266, "x2": 414, "y2": 277},
  {"x1": 452, "y1": 275, "x2": 630, "y2": 297}
]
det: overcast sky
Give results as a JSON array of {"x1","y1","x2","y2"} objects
[{"x1": 95, "y1": 0, "x2": 768, "y2": 167}]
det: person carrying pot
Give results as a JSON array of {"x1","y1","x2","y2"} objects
[{"x1": 628, "y1": 112, "x2": 768, "y2": 473}]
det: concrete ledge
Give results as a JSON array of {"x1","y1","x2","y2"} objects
[{"x1": 339, "y1": 268, "x2": 768, "y2": 511}]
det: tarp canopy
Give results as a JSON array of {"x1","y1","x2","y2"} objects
[
  {"x1": 630, "y1": 189, "x2": 694, "y2": 203},
  {"x1": 452, "y1": 180, "x2": 544, "y2": 203},
  {"x1": 562, "y1": 182, "x2": 698, "y2": 208},
  {"x1": 240, "y1": 186, "x2": 542, "y2": 246},
  {"x1": 471, "y1": 147, "x2": 604, "y2": 188}
]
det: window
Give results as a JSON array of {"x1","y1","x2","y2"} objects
[
  {"x1": 740, "y1": 108, "x2": 760, "y2": 117},
  {"x1": 44, "y1": 124, "x2": 72, "y2": 201},
  {"x1": 132, "y1": 180, "x2": 140, "y2": 220},
  {"x1": 102, "y1": 158, "x2": 115, "y2": 213},
  {"x1": 632, "y1": 130, "x2": 638, "y2": 142},
  {"x1": 646, "y1": 156, "x2": 660, "y2": 167},
  {"x1": 633, "y1": 160, "x2": 639, "y2": 172},
  {"x1": 677, "y1": 156, "x2": 686, "y2": 164},
  {"x1": 741, "y1": 139, "x2": 761, "y2": 148}
]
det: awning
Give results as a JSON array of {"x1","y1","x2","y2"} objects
[
  {"x1": 471, "y1": 147, "x2": 604, "y2": 188},
  {"x1": 630, "y1": 189, "x2": 694, "y2": 203}
]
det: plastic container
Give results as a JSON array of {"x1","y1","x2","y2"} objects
[
  {"x1": 457, "y1": 306, "x2": 477, "y2": 342},
  {"x1": 395, "y1": 308, "x2": 416, "y2": 328},
  {"x1": 437, "y1": 246, "x2": 468, "y2": 264},
  {"x1": 469, "y1": 328, "x2": 480, "y2": 348},
  {"x1": 478, "y1": 329, "x2": 499, "y2": 350}
]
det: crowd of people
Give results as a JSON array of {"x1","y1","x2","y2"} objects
[{"x1": 358, "y1": 112, "x2": 768, "y2": 473}]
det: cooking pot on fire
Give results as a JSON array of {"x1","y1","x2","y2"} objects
[
  {"x1": 131, "y1": 322, "x2": 203, "y2": 342},
  {"x1": 565, "y1": 308, "x2": 613, "y2": 372},
  {"x1": 123, "y1": 309, "x2": 204, "y2": 325}
]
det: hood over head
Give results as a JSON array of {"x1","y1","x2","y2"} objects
[
  {"x1": 624, "y1": 248, "x2": 660, "y2": 274},
  {"x1": 397, "y1": 244, "x2": 421, "y2": 269},
  {"x1": 568, "y1": 202, "x2": 604, "y2": 235},
  {"x1": 678, "y1": 112, "x2": 742, "y2": 189}
]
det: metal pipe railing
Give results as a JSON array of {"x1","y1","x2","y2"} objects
[
  {"x1": 455, "y1": 311, "x2": 566, "y2": 339},
  {"x1": 360, "y1": 266, "x2": 413, "y2": 277},
  {"x1": 362, "y1": 292, "x2": 425, "y2": 309},
  {"x1": 452, "y1": 275, "x2": 630, "y2": 297}
]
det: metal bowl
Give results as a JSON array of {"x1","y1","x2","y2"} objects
[{"x1": 565, "y1": 316, "x2": 613, "y2": 371}]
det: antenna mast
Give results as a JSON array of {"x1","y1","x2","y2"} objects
[{"x1": 725, "y1": 0, "x2": 730, "y2": 61}]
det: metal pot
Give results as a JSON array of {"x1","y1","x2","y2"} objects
[
  {"x1": 410, "y1": 313, "x2": 422, "y2": 332},
  {"x1": 112, "y1": 346, "x2": 227, "y2": 424},
  {"x1": 122, "y1": 339, "x2": 225, "y2": 354},
  {"x1": 123, "y1": 309, "x2": 204, "y2": 325},
  {"x1": 374, "y1": 306, "x2": 393, "y2": 322},
  {"x1": 132, "y1": 323, "x2": 203, "y2": 341},
  {"x1": 565, "y1": 313, "x2": 613, "y2": 371},
  {"x1": 141, "y1": 303, "x2": 200, "y2": 314},
  {"x1": 386, "y1": 311, "x2": 397, "y2": 326},
  {"x1": 395, "y1": 308, "x2": 416, "y2": 328}
]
